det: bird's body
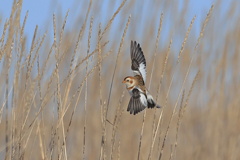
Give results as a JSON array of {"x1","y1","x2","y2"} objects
[{"x1": 122, "y1": 41, "x2": 161, "y2": 115}]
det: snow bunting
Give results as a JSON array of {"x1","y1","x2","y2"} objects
[{"x1": 122, "y1": 41, "x2": 161, "y2": 115}]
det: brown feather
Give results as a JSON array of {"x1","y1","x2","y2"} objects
[{"x1": 133, "y1": 75, "x2": 146, "y2": 94}]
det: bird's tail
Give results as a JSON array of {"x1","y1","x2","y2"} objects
[{"x1": 146, "y1": 92, "x2": 161, "y2": 108}]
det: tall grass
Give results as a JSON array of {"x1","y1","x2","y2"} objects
[{"x1": 0, "y1": 0, "x2": 240, "y2": 160}]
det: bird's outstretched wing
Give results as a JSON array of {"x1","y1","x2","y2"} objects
[
  {"x1": 131, "y1": 41, "x2": 147, "y2": 82},
  {"x1": 127, "y1": 88, "x2": 147, "y2": 115}
]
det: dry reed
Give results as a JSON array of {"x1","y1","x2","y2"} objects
[{"x1": 0, "y1": 1, "x2": 239, "y2": 160}]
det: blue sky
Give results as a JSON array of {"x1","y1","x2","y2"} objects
[
  {"x1": 0, "y1": 0, "x2": 216, "y2": 36},
  {"x1": 0, "y1": 0, "x2": 239, "y2": 53}
]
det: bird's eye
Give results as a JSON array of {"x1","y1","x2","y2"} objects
[{"x1": 127, "y1": 79, "x2": 129, "y2": 82}]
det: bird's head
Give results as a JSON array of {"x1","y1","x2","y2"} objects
[{"x1": 122, "y1": 76, "x2": 135, "y2": 88}]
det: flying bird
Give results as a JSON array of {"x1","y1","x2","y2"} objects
[{"x1": 122, "y1": 41, "x2": 161, "y2": 115}]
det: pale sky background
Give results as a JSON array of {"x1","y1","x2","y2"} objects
[
  {"x1": 0, "y1": 0, "x2": 239, "y2": 47},
  {"x1": 0, "y1": 0, "x2": 221, "y2": 38}
]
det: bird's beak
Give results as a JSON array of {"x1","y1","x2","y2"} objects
[{"x1": 122, "y1": 80, "x2": 126, "y2": 83}]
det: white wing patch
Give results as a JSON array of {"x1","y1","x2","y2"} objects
[
  {"x1": 132, "y1": 62, "x2": 146, "y2": 82},
  {"x1": 139, "y1": 93, "x2": 148, "y2": 107},
  {"x1": 146, "y1": 91, "x2": 153, "y2": 100},
  {"x1": 139, "y1": 62, "x2": 146, "y2": 82}
]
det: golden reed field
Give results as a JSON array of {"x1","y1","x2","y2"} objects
[{"x1": 0, "y1": 0, "x2": 239, "y2": 159}]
